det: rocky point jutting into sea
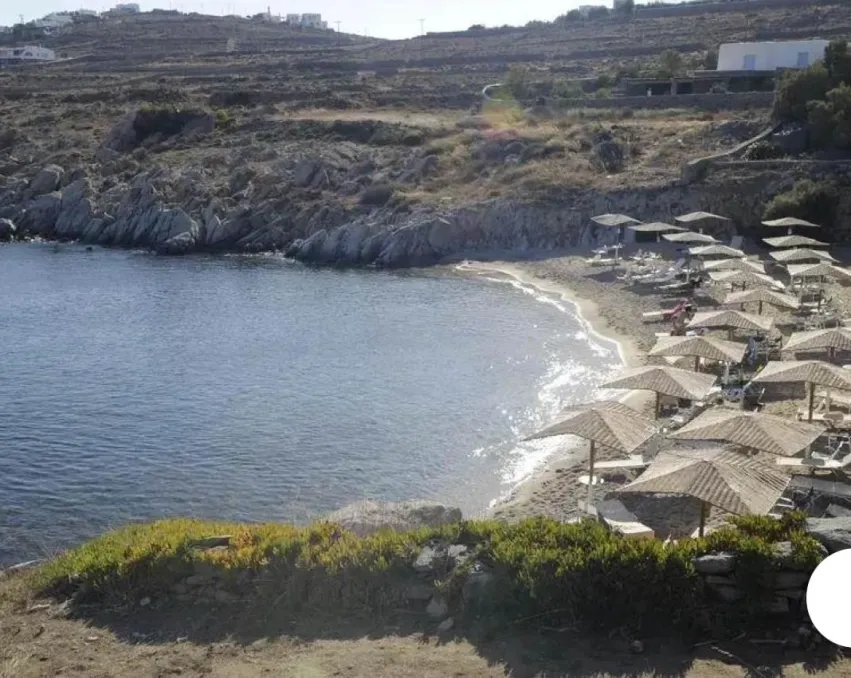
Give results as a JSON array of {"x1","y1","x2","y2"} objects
[{"x1": 3, "y1": 106, "x2": 851, "y2": 264}]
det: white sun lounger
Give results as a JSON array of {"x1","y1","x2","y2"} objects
[
  {"x1": 593, "y1": 455, "x2": 651, "y2": 470},
  {"x1": 776, "y1": 453, "x2": 851, "y2": 469},
  {"x1": 595, "y1": 499, "x2": 655, "y2": 540}
]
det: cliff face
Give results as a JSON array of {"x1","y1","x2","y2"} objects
[{"x1": 3, "y1": 160, "x2": 846, "y2": 266}]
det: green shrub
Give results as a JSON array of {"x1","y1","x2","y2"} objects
[
  {"x1": 763, "y1": 179, "x2": 839, "y2": 229},
  {"x1": 807, "y1": 83, "x2": 851, "y2": 149},
  {"x1": 773, "y1": 63, "x2": 831, "y2": 122},
  {"x1": 29, "y1": 513, "x2": 825, "y2": 637},
  {"x1": 213, "y1": 108, "x2": 234, "y2": 129}
]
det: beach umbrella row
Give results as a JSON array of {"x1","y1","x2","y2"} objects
[
  {"x1": 600, "y1": 366, "x2": 718, "y2": 417},
  {"x1": 724, "y1": 288, "x2": 800, "y2": 314},
  {"x1": 750, "y1": 360, "x2": 851, "y2": 422},
  {"x1": 649, "y1": 335, "x2": 746, "y2": 371},
  {"x1": 763, "y1": 235, "x2": 828, "y2": 249}
]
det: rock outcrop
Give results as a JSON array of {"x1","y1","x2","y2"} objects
[
  {"x1": 0, "y1": 218, "x2": 16, "y2": 241},
  {"x1": 323, "y1": 500, "x2": 463, "y2": 537},
  {"x1": 806, "y1": 517, "x2": 851, "y2": 553}
]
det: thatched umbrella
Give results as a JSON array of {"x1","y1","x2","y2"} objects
[
  {"x1": 770, "y1": 248, "x2": 837, "y2": 264},
  {"x1": 708, "y1": 268, "x2": 779, "y2": 291},
  {"x1": 600, "y1": 366, "x2": 718, "y2": 418},
  {"x1": 763, "y1": 235, "x2": 829, "y2": 249},
  {"x1": 762, "y1": 217, "x2": 821, "y2": 235},
  {"x1": 616, "y1": 447, "x2": 790, "y2": 536},
  {"x1": 667, "y1": 408, "x2": 824, "y2": 457},
  {"x1": 750, "y1": 360, "x2": 851, "y2": 422},
  {"x1": 723, "y1": 288, "x2": 800, "y2": 315},
  {"x1": 675, "y1": 212, "x2": 732, "y2": 234},
  {"x1": 689, "y1": 244, "x2": 746, "y2": 259},
  {"x1": 525, "y1": 400, "x2": 657, "y2": 507},
  {"x1": 629, "y1": 222, "x2": 685, "y2": 243},
  {"x1": 783, "y1": 328, "x2": 851, "y2": 362},
  {"x1": 663, "y1": 231, "x2": 718, "y2": 245},
  {"x1": 649, "y1": 335, "x2": 747, "y2": 372},
  {"x1": 591, "y1": 213, "x2": 640, "y2": 260},
  {"x1": 687, "y1": 309, "x2": 773, "y2": 340},
  {"x1": 703, "y1": 258, "x2": 766, "y2": 274},
  {"x1": 787, "y1": 262, "x2": 851, "y2": 284}
]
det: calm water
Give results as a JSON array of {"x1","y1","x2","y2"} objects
[{"x1": 0, "y1": 243, "x2": 621, "y2": 565}]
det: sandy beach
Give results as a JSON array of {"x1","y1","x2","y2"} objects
[{"x1": 463, "y1": 245, "x2": 851, "y2": 538}]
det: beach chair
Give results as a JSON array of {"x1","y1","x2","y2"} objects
[
  {"x1": 584, "y1": 499, "x2": 655, "y2": 540},
  {"x1": 776, "y1": 452, "x2": 851, "y2": 470},
  {"x1": 593, "y1": 455, "x2": 652, "y2": 471}
]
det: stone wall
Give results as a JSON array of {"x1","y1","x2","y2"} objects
[
  {"x1": 559, "y1": 91, "x2": 775, "y2": 112},
  {"x1": 636, "y1": 0, "x2": 842, "y2": 19}
]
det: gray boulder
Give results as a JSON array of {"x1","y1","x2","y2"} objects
[
  {"x1": 101, "y1": 112, "x2": 138, "y2": 153},
  {"x1": 693, "y1": 553, "x2": 736, "y2": 575},
  {"x1": 54, "y1": 179, "x2": 94, "y2": 238},
  {"x1": 323, "y1": 500, "x2": 462, "y2": 537},
  {"x1": 19, "y1": 192, "x2": 62, "y2": 234},
  {"x1": 156, "y1": 231, "x2": 195, "y2": 256},
  {"x1": 806, "y1": 517, "x2": 851, "y2": 553},
  {"x1": 0, "y1": 218, "x2": 16, "y2": 241},
  {"x1": 29, "y1": 165, "x2": 63, "y2": 197}
]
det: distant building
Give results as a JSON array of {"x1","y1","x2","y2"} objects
[
  {"x1": 717, "y1": 40, "x2": 830, "y2": 72},
  {"x1": 612, "y1": 0, "x2": 631, "y2": 10},
  {"x1": 111, "y1": 3, "x2": 141, "y2": 14},
  {"x1": 285, "y1": 13, "x2": 328, "y2": 29},
  {"x1": 34, "y1": 12, "x2": 75, "y2": 29},
  {"x1": 0, "y1": 26, "x2": 11, "y2": 34},
  {"x1": 0, "y1": 45, "x2": 57, "y2": 63}
]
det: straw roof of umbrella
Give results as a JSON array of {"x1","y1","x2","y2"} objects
[
  {"x1": 783, "y1": 328, "x2": 851, "y2": 354},
  {"x1": 703, "y1": 258, "x2": 765, "y2": 273},
  {"x1": 751, "y1": 360, "x2": 851, "y2": 391},
  {"x1": 762, "y1": 217, "x2": 821, "y2": 229},
  {"x1": 663, "y1": 231, "x2": 718, "y2": 244},
  {"x1": 615, "y1": 447, "x2": 790, "y2": 516},
  {"x1": 667, "y1": 408, "x2": 824, "y2": 457},
  {"x1": 763, "y1": 235, "x2": 829, "y2": 248},
  {"x1": 628, "y1": 222, "x2": 685, "y2": 233},
  {"x1": 724, "y1": 288, "x2": 800, "y2": 311},
  {"x1": 687, "y1": 309, "x2": 774, "y2": 333},
  {"x1": 600, "y1": 365, "x2": 718, "y2": 401},
  {"x1": 524, "y1": 400, "x2": 657, "y2": 453},
  {"x1": 689, "y1": 244, "x2": 746, "y2": 258},
  {"x1": 708, "y1": 268, "x2": 779, "y2": 288},
  {"x1": 591, "y1": 213, "x2": 641, "y2": 227},
  {"x1": 787, "y1": 262, "x2": 851, "y2": 281},
  {"x1": 675, "y1": 211, "x2": 731, "y2": 225},
  {"x1": 770, "y1": 248, "x2": 837, "y2": 264},
  {"x1": 649, "y1": 335, "x2": 747, "y2": 364}
]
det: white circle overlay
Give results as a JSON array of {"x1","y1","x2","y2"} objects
[{"x1": 807, "y1": 549, "x2": 851, "y2": 647}]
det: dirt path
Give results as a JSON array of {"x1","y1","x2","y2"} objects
[{"x1": 1, "y1": 577, "x2": 848, "y2": 678}]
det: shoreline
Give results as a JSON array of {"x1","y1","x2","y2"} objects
[{"x1": 454, "y1": 258, "x2": 655, "y2": 521}]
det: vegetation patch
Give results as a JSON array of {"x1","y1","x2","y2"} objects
[
  {"x1": 27, "y1": 512, "x2": 823, "y2": 637},
  {"x1": 763, "y1": 179, "x2": 840, "y2": 231}
]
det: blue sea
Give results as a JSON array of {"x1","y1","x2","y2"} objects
[{"x1": 0, "y1": 243, "x2": 622, "y2": 565}]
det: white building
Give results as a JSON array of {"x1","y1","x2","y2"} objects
[
  {"x1": 111, "y1": 3, "x2": 141, "y2": 14},
  {"x1": 284, "y1": 13, "x2": 328, "y2": 29},
  {"x1": 717, "y1": 40, "x2": 830, "y2": 72},
  {"x1": 0, "y1": 45, "x2": 57, "y2": 61},
  {"x1": 34, "y1": 12, "x2": 75, "y2": 29}
]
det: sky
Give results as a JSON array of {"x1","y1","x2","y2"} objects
[{"x1": 1, "y1": 0, "x2": 587, "y2": 40}]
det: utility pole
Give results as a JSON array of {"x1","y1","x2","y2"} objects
[
  {"x1": 335, "y1": 20, "x2": 341, "y2": 32},
  {"x1": 419, "y1": 18, "x2": 425, "y2": 35}
]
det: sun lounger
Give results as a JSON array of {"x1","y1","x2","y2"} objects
[
  {"x1": 790, "y1": 475, "x2": 851, "y2": 499},
  {"x1": 592, "y1": 499, "x2": 655, "y2": 540},
  {"x1": 827, "y1": 503, "x2": 851, "y2": 518},
  {"x1": 776, "y1": 453, "x2": 851, "y2": 469},
  {"x1": 593, "y1": 455, "x2": 651, "y2": 470},
  {"x1": 586, "y1": 254, "x2": 618, "y2": 267}
]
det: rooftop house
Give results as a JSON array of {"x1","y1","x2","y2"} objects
[
  {"x1": 0, "y1": 45, "x2": 56, "y2": 65},
  {"x1": 622, "y1": 39, "x2": 828, "y2": 97}
]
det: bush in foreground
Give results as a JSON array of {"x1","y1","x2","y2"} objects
[{"x1": 30, "y1": 513, "x2": 822, "y2": 635}]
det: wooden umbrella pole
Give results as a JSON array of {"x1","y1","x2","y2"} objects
[
  {"x1": 808, "y1": 381, "x2": 815, "y2": 423},
  {"x1": 758, "y1": 300, "x2": 763, "y2": 315},
  {"x1": 699, "y1": 501, "x2": 708, "y2": 538},
  {"x1": 655, "y1": 391, "x2": 661, "y2": 418},
  {"x1": 587, "y1": 440, "x2": 595, "y2": 512},
  {"x1": 694, "y1": 355, "x2": 700, "y2": 372}
]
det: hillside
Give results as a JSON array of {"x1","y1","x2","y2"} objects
[{"x1": 1, "y1": 5, "x2": 849, "y2": 264}]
